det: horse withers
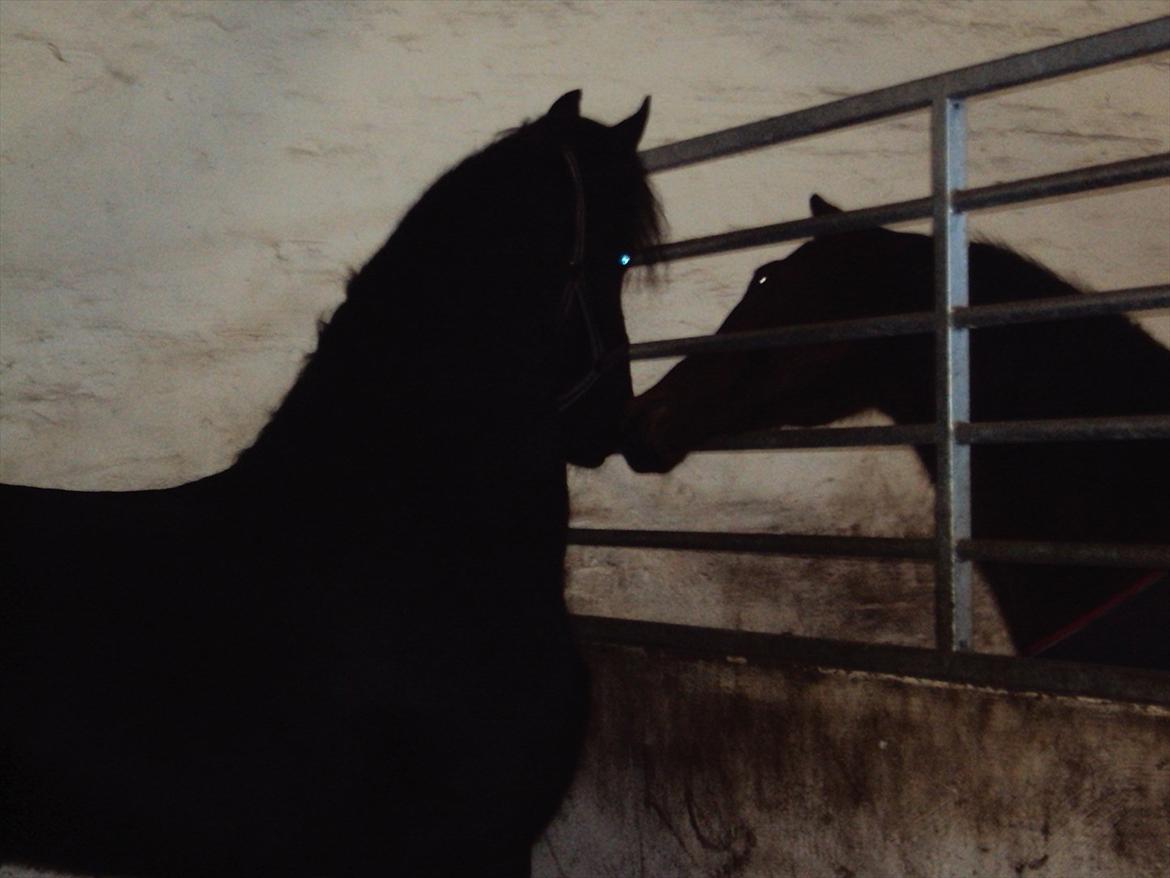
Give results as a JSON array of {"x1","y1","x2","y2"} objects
[
  {"x1": 623, "y1": 195, "x2": 1169, "y2": 670},
  {"x1": 2, "y1": 92, "x2": 662, "y2": 878}
]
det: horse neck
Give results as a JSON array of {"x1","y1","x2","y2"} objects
[
  {"x1": 884, "y1": 244, "x2": 1170, "y2": 481},
  {"x1": 229, "y1": 265, "x2": 568, "y2": 538}
]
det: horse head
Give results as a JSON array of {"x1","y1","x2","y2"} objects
[
  {"x1": 542, "y1": 92, "x2": 662, "y2": 467},
  {"x1": 331, "y1": 92, "x2": 661, "y2": 473},
  {"x1": 622, "y1": 194, "x2": 927, "y2": 473}
]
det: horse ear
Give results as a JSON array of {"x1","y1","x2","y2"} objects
[
  {"x1": 548, "y1": 90, "x2": 582, "y2": 124},
  {"x1": 611, "y1": 96, "x2": 651, "y2": 152},
  {"x1": 810, "y1": 194, "x2": 843, "y2": 216}
]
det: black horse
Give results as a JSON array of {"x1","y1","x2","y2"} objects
[
  {"x1": 623, "y1": 195, "x2": 1168, "y2": 670},
  {"x1": 1, "y1": 92, "x2": 662, "y2": 877}
]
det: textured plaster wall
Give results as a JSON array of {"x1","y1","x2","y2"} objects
[
  {"x1": 1, "y1": 1, "x2": 1168, "y2": 876},
  {"x1": 2, "y1": 0, "x2": 1167, "y2": 650}
]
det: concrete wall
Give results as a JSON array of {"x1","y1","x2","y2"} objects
[
  {"x1": 2, "y1": 2, "x2": 1168, "y2": 876},
  {"x1": 537, "y1": 643, "x2": 1170, "y2": 878}
]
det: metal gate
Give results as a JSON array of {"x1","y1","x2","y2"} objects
[{"x1": 570, "y1": 16, "x2": 1170, "y2": 705}]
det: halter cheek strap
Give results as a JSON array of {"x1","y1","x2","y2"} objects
[{"x1": 553, "y1": 149, "x2": 619, "y2": 413}]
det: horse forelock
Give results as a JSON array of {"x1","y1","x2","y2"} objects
[
  {"x1": 340, "y1": 112, "x2": 662, "y2": 312},
  {"x1": 491, "y1": 111, "x2": 664, "y2": 266}
]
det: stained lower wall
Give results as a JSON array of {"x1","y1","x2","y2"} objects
[
  {"x1": 536, "y1": 642, "x2": 1170, "y2": 878},
  {"x1": 1, "y1": 643, "x2": 1165, "y2": 878}
]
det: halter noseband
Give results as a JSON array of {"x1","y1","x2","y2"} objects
[{"x1": 553, "y1": 149, "x2": 621, "y2": 413}]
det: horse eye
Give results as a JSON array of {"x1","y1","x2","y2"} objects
[
  {"x1": 619, "y1": 253, "x2": 632, "y2": 267},
  {"x1": 757, "y1": 275, "x2": 767, "y2": 285}
]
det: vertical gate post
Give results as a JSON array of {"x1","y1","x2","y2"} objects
[{"x1": 931, "y1": 94, "x2": 974, "y2": 652}]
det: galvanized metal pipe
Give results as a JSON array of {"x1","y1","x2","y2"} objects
[
  {"x1": 573, "y1": 616, "x2": 1170, "y2": 706},
  {"x1": 637, "y1": 17, "x2": 1170, "y2": 172},
  {"x1": 955, "y1": 152, "x2": 1170, "y2": 213},
  {"x1": 568, "y1": 529, "x2": 1170, "y2": 569},
  {"x1": 629, "y1": 197, "x2": 932, "y2": 266},
  {"x1": 629, "y1": 311, "x2": 935, "y2": 360},
  {"x1": 700, "y1": 424, "x2": 937, "y2": 451},
  {"x1": 958, "y1": 414, "x2": 1170, "y2": 444},
  {"x1": 629, "y1": 286, "x2": 1170, "y2": 362},
  {"x1": 955, "y1": 285, "x2": 1170, "y2": 328},
  {"x1": 631, "y1": 153, "x2": 1170, "y2": 267},
  {"x1": 960, "y1": 539, "x2": 1170, "y2": 568},
  {"x1": 931, "y1": 94, "x2": 974, "y2": 653},
  {"x1": 567, "y1": 527, "x2": 934, "y2": 559},
  {"x1": 690, "y1": 415, "x2": 1170, "y2": 453}
]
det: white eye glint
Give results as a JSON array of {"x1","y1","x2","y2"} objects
[{"x1": 757, "y1": 275, "x2": 767, "y2": 285}]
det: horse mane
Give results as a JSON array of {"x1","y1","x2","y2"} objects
[
  {"x1": 231, "y1": 111, "x2": 662, "y2": 485},
  {"x1": 808, "y1": 222, "x2": 1162, "y2": 353},
  {"x1": 969, "y1": 236, "x2": 1096, "y2": 304},
  {"x1": 928, "y1": 234, "x2": 1168, "y2": 418},
  {"x1": 783, "y1": 223, "x2": 1170, "y2": 425},
  {"x1": 968, "y1": 239, "x2": 1170, "y2": 418}
]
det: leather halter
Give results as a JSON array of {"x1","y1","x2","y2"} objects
[{"x1": 553, "y1": 149, "x2": 622, "y2": 413}]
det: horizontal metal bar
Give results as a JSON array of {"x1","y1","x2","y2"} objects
[
  {"x1": 572, "y1": 615, "x2": 1170, "y2": 706},
  {"x1": 630, "y1": 284, "x2": 1169, "y2": 361},
  {"x1": 630, "y1": 197, "x2": 931, "y2": 266},
  {"x1": 678, "y1": 416, "x2": 1169, "y2": 454},
  {"x1": 638, "y1": 17, "x2": 1170, "y2": 172},
  {"x1": 959, "y1": 414, "x2": 1170, "y2": 443},
  {"x1": 569, "y1": 529, "x2": 1169, "y2": 568},
  {"x1": 961, "y1": 539, "x2": 1170, "y2": 567},
  {"x1": 700, "y1": 423, "x2": 936, "y2": 451},
  {"x1": 633, "y1": 152, "x2": 1170, "y2": 266},
  {"x1": 567, "y1": 527, "x2": 933, "y2": 559},
  {"x1": 629, "y1": 310, "x2": 934, "y2": 360},
  {"x1": 955, "y1": 285, "x2": 1170, "y2": 328},
  {"x1": 955, "y1": 153, "x2": 1170, "y2": 213}
]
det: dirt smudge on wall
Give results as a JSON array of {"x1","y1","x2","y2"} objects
[{"x1": 537, "y1": 643, "x2": 1170, "y2": 878}]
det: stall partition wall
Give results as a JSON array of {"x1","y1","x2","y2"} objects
[{"x1": 569, "y1": 16, "x2": 1170, "y2": 706}]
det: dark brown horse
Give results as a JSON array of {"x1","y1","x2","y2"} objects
[
  {"x1": 2, "y1": 92, "x2": 662, "y2": 878},
  {"x1": 623, "y1": 196, "x2": 1168, "y2": 670}
]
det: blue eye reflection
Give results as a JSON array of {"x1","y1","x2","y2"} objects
[{"x1": 619, "y1": 253, "x2": 632, "y2": 267}]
